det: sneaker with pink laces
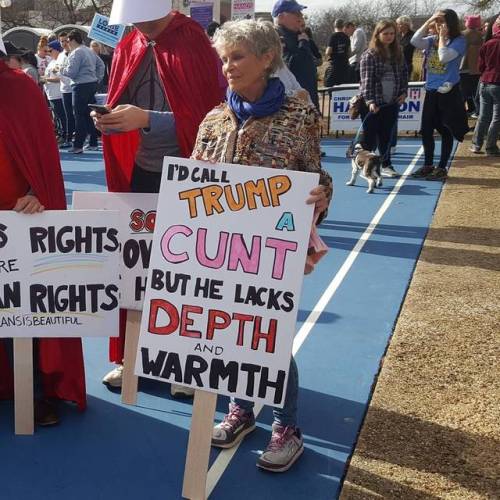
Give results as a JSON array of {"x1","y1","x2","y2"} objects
[
  {"x1": 211, "y1": 403, "x2": 256, "y2": 449},
  {"x1": 257, "y1": 423, "x2": 304, "y2": 472}
]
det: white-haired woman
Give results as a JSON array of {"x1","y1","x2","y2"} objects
[{"x1": 191, "y1": 19, "x2": 333, "y2": 473}]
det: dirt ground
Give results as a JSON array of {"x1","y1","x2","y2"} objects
[{"x1": 340, "y1": 136, "x2": 500, "y2": 499}]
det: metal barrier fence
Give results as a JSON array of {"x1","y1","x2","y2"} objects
[{"x1": 318, "y1": 82, "x2": 426, "y2": 137}]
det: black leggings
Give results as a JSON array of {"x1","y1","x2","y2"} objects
[{"x1": 421, "y1": 91, "x2": 454, "y2": 170}]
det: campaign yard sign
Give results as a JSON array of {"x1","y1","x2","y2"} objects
[
  {"x1": 135, "y1": 157, "x2": 318, "y2": 407},
  {"x1": 88, "y1": 13, "x2": 126, "y2": 48},
  {"x1": 330, "y1": 83, "x2": 426, "y2": 133},
  {"x1": 73, "y1": 192, "x2": 158, "y2": 310},
  {"x1": 0, "y1": 211, "x2": 120, "y2": 337},
  {"x1": 232, "y1": 0, "x2": 255, "y2": 19}
]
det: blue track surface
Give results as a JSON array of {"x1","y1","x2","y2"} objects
[{"x1": 1, "y1": 138, "x2": 449, "y2": 499}]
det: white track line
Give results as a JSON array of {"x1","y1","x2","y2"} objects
[{"x1": 206, "y1": 147, "x2": 424, "y2": 497}]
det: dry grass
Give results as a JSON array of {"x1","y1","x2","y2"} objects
[{"x1": 340, "y1": 136, "x2": 500, "y2": 499}]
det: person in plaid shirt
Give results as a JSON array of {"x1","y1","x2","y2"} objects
[{"x1": 359, "y1": 19, "x2": 408, "y2": 178}]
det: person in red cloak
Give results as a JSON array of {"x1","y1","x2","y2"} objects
[
  {"x1": 0, "y1": 55, "x2": 86, "y2": 424},
  {"x1": 93, "y1": 7, "x2": 225, "y2": 392}
]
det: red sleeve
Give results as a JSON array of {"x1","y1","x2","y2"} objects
[{"x1": 0, "y1": 63, "x2": 66, "y2": 210}]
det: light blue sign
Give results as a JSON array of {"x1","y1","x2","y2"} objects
[{"x1": 88, "y1": 13, "x2": 126, "y2": 48}]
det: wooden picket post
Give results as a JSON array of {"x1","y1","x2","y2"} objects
[
  {"x1": 182, "y1": 390, "x2": 218, "y2": 500},
  {"x1": 13, "y1": 338, "x2": 34, "y2": 435},
  {"x1": 121, "y1": 310, "x2": 142, "y2": 405}
]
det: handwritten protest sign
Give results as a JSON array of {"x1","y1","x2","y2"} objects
[
  {"x1": 0, "y1": 211, "x2": 120, "y2": 337},
  {"x1": 135, "y1": 157, "x2": 318, "y2": 407},
  {"x1": 73, "y1": 192, "x2": 158, "y2": 310},
  {"x1": 88, "y1": 13, "x2": 126, "y2": 48}
]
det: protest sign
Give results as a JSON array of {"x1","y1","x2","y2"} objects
[
  {"x1": 0, "y1": 211, "x2": 120, "y2": 338},
  {"x1": 88, "y1": 13, "x2": 126, "y2": 48},
  {"x1": 190, "y1": 3, "x2": 213, "y2": 29},
  {"x1": 231, "y1": 0, "x2": 255, "y2": 19},
  {"x1": 73, "y1": 192, "x2": 158, "y2": 310},
  {"x1": 330, "y1": 83, "x2": 426, "y2": 133},
  {"x1": 73, "y1": 192, "x2": 159, "y2": 404},
  {"x1": 135, "y1": 157, "x2": 318, "y2": 408}
]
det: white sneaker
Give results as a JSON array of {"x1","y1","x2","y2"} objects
[
  {"x1": 170, "y1": 384, "x2": 195, "y2": 398},
  {"x1": 381, "y1": 166, "x2": 400, "y2": 178},
  {"x1": 257, "y1": 424, "x2": 304, "y2": 472},
  {"x1": 102, "y1": 365, "x2": 123, "y2": 387}
]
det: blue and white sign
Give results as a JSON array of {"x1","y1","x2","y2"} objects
[
  {"x1": 88, "y1": 13, "x2": 126, "y2": 48},
  {"x1": 329, "y1": 83, "x2": 426, "y2": 133}
]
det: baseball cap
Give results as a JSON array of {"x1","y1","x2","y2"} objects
[
  {"x1": 48, "y1": 40, "x2": 63, "y2": 52},
  {"x1": 272, "y1": 0, "x2": 307, "y2": 18}
]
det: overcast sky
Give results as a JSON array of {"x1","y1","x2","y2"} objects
[{"x1": 254, "y1": 0, "x2": 471, "y2": 15}]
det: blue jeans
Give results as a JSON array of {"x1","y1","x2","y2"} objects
[
  {"x1": 473, "y1": 83, "x2": 500, "y2": 153},
  {"x1": 72, "y1": 82, "x2": 98, "y2": 149},
  {"x1": 233, "y1": 357, "x2": 298, "y2": 427}
]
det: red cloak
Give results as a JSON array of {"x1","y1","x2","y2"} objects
[
  {"x1": 0, "y1": 61, "x2": 86, "y2": 410},
  {"x1": 102, "y1": 12, "x2": 225, "y2": 362}
]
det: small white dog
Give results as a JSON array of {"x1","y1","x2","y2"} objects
[{"x1": 346, "y1": 144, "x2": 383, "y2": 194}]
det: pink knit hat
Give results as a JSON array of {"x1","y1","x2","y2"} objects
[{"x1": 465, "y1": 15, "x2": 481, "y2": 29}]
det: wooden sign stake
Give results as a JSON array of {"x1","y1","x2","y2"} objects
[
  {"x1": 121, "y1": 309, "x2": 142, "y2": 405},
  {"x1": 13, "y1": 338, "x2": 34, "y2": 435},
  {"x1": 182, "y1": 390, "x2": 218, "y2": 500}
]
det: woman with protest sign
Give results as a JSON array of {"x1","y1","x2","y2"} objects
[
  {"x1": 0, "y1": 47, "x2": 86, "y2": 425},
  {"x1": 191, "y1": 19, "x2": 333, "y2": 473}
]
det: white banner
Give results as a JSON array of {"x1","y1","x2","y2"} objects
[
  {"x1": 330, "y1": 84, "x2": 426, "y2": 133},
  {"x1": 0, "y1": 211, "x2": 120, "y2": 337},
  {"x1": 135, "y1": 157, "x2": 318, "y2": 407},
  {"x1": 73, "y1": 192, "x2": 158, "y2": 310}
]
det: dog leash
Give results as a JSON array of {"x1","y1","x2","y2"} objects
[
  {"x1": 347, "y1": 103, "x2": 398, "y2": 162},
  {"x1": 346, "y1": 112, "x2": 372, "y2": 159}
]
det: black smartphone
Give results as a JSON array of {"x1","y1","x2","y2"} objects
[{"x1": 88, "y1": 104, "x2": 110, "y2": 114}]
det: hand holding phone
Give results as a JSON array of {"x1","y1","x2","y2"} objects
[{"x1": 88, "y1": 104, "x2": 110, "y2": 115}]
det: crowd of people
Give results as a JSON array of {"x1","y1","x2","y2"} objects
[
  {"x1": 318, "y1": 9, "x2": 499, "y2": 179},
  {"x1": 2, "y1": 31, "x2": 111, "y2": 153},
  {"x1": 0, "y1": 0, "x2": 499, "y2": 475}
]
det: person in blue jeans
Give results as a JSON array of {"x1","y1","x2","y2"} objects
[
  {"x1": 470, "y1": 15, "x2": 500, "y2": 157},
  {"x1": 212, "y1": 358, "x2": 299, "y2": 469},
  {"x1": 191, "y1": 18, "x2": 333, "y2": 473}
]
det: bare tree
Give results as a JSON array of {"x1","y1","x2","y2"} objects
[
  {"x1": 1, "y1": 0, "x2": 35, "y2": 29},
  {"x1": 308, "y1": 0, "x2": 408, "y2": 50},
  {"x1": 458, "y1": 0, "x2": 500, "y2": 14},
  {"x1": 382, "y1": 0, "x2": 408, "y2": 19},
  {"x1": 1, "y1": 0, "x2": 113, "y2": 30},
  {"x1": 42, "y1": 0, "x2": 113, "y2": 26}
]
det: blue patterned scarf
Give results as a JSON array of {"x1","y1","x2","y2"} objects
[{"x1": 227, "y1": 77, "x2": 285, "y2": 124}]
